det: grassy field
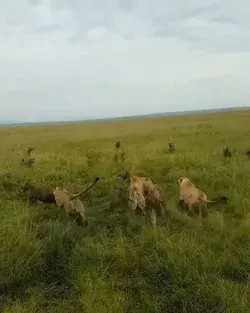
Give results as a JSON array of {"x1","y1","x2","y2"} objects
[{"x1": 0, "y1": 110, "x2": 249, "y2": 313}]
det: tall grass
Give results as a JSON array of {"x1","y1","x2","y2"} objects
[{"x1": 0, "y1": 110, "x2": 249, "y2": 313}]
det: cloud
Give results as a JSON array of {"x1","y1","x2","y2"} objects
[{"x1": 1, "y1": 0, "x2": 250, "y2": 122}]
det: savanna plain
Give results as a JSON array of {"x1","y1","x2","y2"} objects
[{"x1": 0, "y1": 110, "x2": 249, "y2": 313}]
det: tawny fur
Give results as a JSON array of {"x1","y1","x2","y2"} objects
[
  {"x1": 128, "y1": 175, "x2": 165, "y2": 227},
  {"x1": 146, "y1": 183, "x2": 166, "y2": 217},
  {"x1": 53, "y1": 177, "x2": 100, "y2": 227},
  {"x1": 178, "y1": 176, "x2": 216, "y2": 218},
  {"x1": 128, "y1": 176, "x2": 148, "y2": 216}
]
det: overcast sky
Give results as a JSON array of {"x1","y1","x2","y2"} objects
[{"x1": 1, "y1": 1, "x2": 250, "y2": 122}]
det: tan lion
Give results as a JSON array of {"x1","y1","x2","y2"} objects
[
  {"x1": 128, "y1": 175, "x2": 165, "y2": 227},
  {"x1": 128, "y1": 176, "x2": 149, "y2": 216},
  {"x1": 53, "y1": 177, "x2": 100, "y2": 227},
  {"x1": 146, "y1": 183, "x2": 166, "y2": 217},
  {"x1": 178, "y1": 176, "x2": 216, "y2": 218}
]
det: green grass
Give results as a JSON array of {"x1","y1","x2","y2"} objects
[{"x1": 0, "y1": 110, "x2": 249, "y2": 313}]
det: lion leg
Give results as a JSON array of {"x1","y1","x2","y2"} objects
[
  {"x1": 63, "y1": 213, "x2": 71, "y2": 227},
  {"x1": 63, "y1": 205, "x2": 71, "y2": 226},
  {"x1": 128, "y1": 199, "x2": 137, "y2": 220},
  {"x1": 198, "y1": 205, "x2": 202, "y2": 218},
  {"x1": 150, "y1": 208, "x2": 157, "y2": 228},
  {"x1": 79, "y1": 212, "x2": 88, "y2": 227},
  {"x1": 138, "y1": 195, "x2": 147, "y2": 221},
  {"x1": 141, "y1": 208, "x2": 146, "y2": 220},
  {"x1": 178, "y1": 199, "x2": 186, "y2": 211},
  {"x1": 145, "y1": 207, "x2": 157, "y2": 228},
  {"x1": 199, "y1": 203, "x2": 207, "y2": 218},
  {"x1": 158, "y1": 203, "x2": 165, "y2": 217},
  {"x1": 188, "y1": 204, "x2": 194, "y2": 216},
  {"x1": 145, "y1": 208, "x2": 150, "y2": 223}
]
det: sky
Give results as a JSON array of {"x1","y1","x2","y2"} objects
[{"x1": 1, "y1": 1, "x2": 250, "y2": 122}]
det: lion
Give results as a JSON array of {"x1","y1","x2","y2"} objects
[
  {"x1": 146, "y1": 183, "x2": 166, "y2": 217},
  {"x1": 53, "y1": 177, "x2": 100, "y2": 227},
  {"x1": 178, "y1": 176, "x2": 216, "y2": 218},
  {"x1": 128, "y1": 176, "x2": 148, "y2": 216},
  {"x1": 128, "y1": 175, "x2": 165, "y2": 227}
]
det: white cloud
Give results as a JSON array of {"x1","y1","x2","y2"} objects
[{"x1": 0, "y1": 0, "x2": 250, "y2": 122}]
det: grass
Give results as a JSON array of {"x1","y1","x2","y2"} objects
[{"x1": 0, "y1": 110, "x2": 250, "y2": 313}]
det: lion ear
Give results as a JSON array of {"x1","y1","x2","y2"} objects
[{"x1": 178, "y1": 177, "x2": 183, "y2": 185}]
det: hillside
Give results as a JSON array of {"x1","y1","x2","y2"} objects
[{"x1": 0, "y1": 109, "x2": 249, "y2": 313}]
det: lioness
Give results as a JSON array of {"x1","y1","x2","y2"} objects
[
  {"x1": 128, "y1": 175, "x2": 165, "y2": 227},
  {"x1": 128, "y1": 176, "x2": 148, "y2": 216},
  {"x1": 146, "y1": 183, "x2": 166, "y2": 217},
  {"x1": 178, "y1": 176, "x2": 216, "y2": 218},
  {"x1": 53, "y1": 177, "x2": 100, "y2": 227}
]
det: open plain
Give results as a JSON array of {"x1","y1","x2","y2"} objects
[{"x1": 0, "y1": 110, "x2": 249, "y2": 313}]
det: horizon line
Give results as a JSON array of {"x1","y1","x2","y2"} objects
[{"x1": 1, "y1": 105, "x2": 249, "y2": 127}]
